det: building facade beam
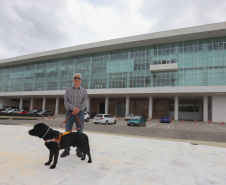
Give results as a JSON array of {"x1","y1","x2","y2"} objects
[
  {"x1": 55, "y1": 97, "x2": 59, "y2": 115},
  {"x1": 105, "y1": 97, "x2": 109, "y2": 114},
  {"x1": 148, "y1": 96, "x2": 153, "y2": 119},
  {"x1": 174, "y1": 96, "x2": 179, "y2": 121},
  {"x1": 126, "y1": 96, "x2": 130, "y2": 116},
  {"x1": 19, "y1": 97, "x2": 23, "y2": 110},
  {"x1": 42, "y1": 97, "x2": 46, "y2": 110},
  {"x1": 203, "y1": 96, "x2": 208, "y2": 122}
]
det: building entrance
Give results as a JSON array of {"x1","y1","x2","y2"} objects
[
  {"x1": 117, "y1": 102, "x2": 125, "y2": 117},
  {"x1": 99, "y1": 103, "x2": 105, "y2": 114}
]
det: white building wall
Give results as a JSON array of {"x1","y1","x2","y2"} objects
[{"x1": 212, "y1": 96, "x2": 226, "y2": 122}]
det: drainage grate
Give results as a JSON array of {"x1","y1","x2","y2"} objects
[{"x1": 190, "y1": 143, "x2": 199, "y2": 145}]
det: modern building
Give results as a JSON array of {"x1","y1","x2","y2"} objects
[{"x1": 0, "y1": 22, "x2": 226, "y2": 122}]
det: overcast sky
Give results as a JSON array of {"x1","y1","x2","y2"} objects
[{"x1": 0, "y1": 0, "x2": 226, "y2": 60}]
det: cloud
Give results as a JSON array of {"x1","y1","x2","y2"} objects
[
  {"x1": 0, "y1": 0, "x2": 225, "y2": 60},
  {"x1": 0, "y1": 0, "x2": 68, "y2": 58},
  {"x1": 141, "y1": 0, "x2": 226, "y2": 32}
]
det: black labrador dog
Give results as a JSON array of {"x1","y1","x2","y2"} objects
[{"x1": 28, "y1": 123, "x2": 92, "y2": 169}]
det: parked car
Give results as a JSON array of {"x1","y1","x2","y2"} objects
[
  {"x1": 125, "y1": 113, "x2": 135, "y2": 121},
  {"x1": 27, "y1": 110, "x2": 42, "y2": 114},
  {"x1": 17, "y1": 109, "x2": 28, "y2": 114},
  {"x1": 36, "y1": 110, "x2": 54, "y2": 117},
  {"x1": 6, "y1": 109, "x2": 16, "y2": 113},
  {"x1": 127, "y1": 115, "x2": 147, "y2": 127},
  {"x1": 93, "y1": 114, "x2": 117, "y2": 125},
  {"x1": 0, "y1": 109, "x2": 4, "y2": 112},
  {"x1": 160, "y1": 115, "x2": 171, "y2": 123},
  {"x1": 89, "y1": 112, "x2": 97, "y2": 119},
  {"x1": 11, "y1": 109, "x2": 19, "y2": 113},
  {"x1": 84, "y1": 112, "x2": 90, "y2": 122}
]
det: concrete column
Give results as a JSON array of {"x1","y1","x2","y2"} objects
[
  {"x1": 87, "y1": 96, "x2": 90, "y2": 112},
  {"x1": 174, "y1": 96, "x2": 179, "y2": 120},
  {"x1": 148, "y1": 96, "x2": 153, "y2": 119},
  {"x1": 55, "y1": 97, "x2": 59, "y2": 115},
  {"x1": 42, "y1": 97, "x2": 46, "y2": 110},
  {"x1": 30, "y1": 98, "x2": 34, "y2": 110},
  {"x1": 203, "y1": 96, "x2": 208, "y2": 122},
  {"x1": 105, "y1": 97, "x2": 109, "y2": 114},
  {"x1": 19, "y1": 97, "x2": 23, "y2": 110},
  {"x1": 126, "y1": 96, "x2": 130, "y2": 116},
  {"x1": 199, "y1": 99, "x2": 203, "y2": 120}
]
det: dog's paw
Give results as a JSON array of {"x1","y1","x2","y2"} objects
[
  {"x1": 81, "y1": 158, "x2": 85, "y2": 160},
  {"x1": 50, "y1": 164, "x2": 56, "y2": 169},
  {"x1": 88, "y1": 160, "x2": 92, "y2": 163},
  {"x1": 45, "y1": 162, "x2": 51, "y2": 166}
]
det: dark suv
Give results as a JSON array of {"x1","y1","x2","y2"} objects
[{"x1": 89, "y1": 112, "x2": 97, "y2": 119}]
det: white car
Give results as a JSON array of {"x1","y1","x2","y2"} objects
[
  {"x1": 6, "y1": 109, "x2": 16, "y2": 113},
  {"x1": 93, "y1": 114, "x2": 117, "y2": 125},
  {"x1": 125, "y1": 114, "x2": 135, "y2": 121},
  {"x1": 84, "y1": 112, "x2": 90, "y2": 122}
]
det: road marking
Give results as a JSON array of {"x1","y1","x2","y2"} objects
[
  {"x1": 187, "y1": 127, "x2": 189, "y2": 130},
  {"x1": 167, "y1": 126, "x2": 170, "y2": 129},
  {"x1": 195, "y1": 122, "x2": 213, "y2": 131},
  {"x1": 147, "y1": 122, "x2": 159, "y2": 128},
  {"x1": 209, "y1": 124, "x2": 226, "y2": 131}
]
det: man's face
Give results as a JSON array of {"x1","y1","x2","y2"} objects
[{"x1": 73, "y1": 75, "x2": 82, "y2": 87}]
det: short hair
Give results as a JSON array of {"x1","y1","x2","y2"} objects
[{"x1": 73, "y1": 73, "x2": 82, "y2": 79}]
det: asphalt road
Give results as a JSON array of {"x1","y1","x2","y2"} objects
[{"x1": 1, "y1": 115, "x2": 226, "y2": 147}]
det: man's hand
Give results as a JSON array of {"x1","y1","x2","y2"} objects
[{"x1": 72, "y1": 107, "x2": 80, "y2": 115}]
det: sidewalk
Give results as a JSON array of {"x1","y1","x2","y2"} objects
[{"x1": 0, "y1": 124, "x2": 226, "y2": 185}]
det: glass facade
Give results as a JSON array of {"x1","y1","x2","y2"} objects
[{"x1": 0, "y1": 36, "x2": 226, "y2": 92}]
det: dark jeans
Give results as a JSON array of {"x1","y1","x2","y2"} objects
[{"x1": 64, "y1": 110, "x2": 84, "y2": 152}]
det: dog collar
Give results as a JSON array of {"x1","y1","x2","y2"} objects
[
  {"x1": 45, "y1": 132, "x2": 62, "y2": 149},
  {"x1": 42, "y1": 128, "x2": 50, "y2": 138}
]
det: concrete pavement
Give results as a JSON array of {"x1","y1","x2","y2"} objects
[{"x1": 1, "y1": 124, "x2": 226, "y2": 185}]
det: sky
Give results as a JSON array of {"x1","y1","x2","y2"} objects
[{"x1": 0, "y1": 0, "x2": 226, "y2": 60}]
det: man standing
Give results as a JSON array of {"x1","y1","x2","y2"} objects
[{"x1": 60, "y1": 73, "x2": 88, "y2": 158}]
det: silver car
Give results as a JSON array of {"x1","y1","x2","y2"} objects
[
  {"x1": 84, "y1": 112, "x2": 90, "y2": 122},
  {"x1": 125, "y1": 114, "x2": 135, "y2": 121}
]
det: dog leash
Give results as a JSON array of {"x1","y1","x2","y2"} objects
[
  {"x1": 58, "y1": 112, "x2": 72, "y2": 127},
  {"x1": 58, "y1": 113, "x2": 82, "y2": 132}
]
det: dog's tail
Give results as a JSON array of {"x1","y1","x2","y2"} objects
[
  {"x1": 85, "y1": 134, "x2": 90, "y2": 151},
  {"x1": 84, "y1": 133, "x2": 92, "y2": 163}
]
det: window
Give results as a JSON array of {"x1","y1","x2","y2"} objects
[{"x1": 95, "y1": 85, "x2": 102, "y2": 89}]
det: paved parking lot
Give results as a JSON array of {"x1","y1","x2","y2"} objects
[
  {"x1": 1, "y1": 116, "x2": 226, "y2": 184},
  {"x1": 1, "y1": 116, "x2": 226, "y2": 147},
  {"x1": 2, "y1": 124, "x2": 226, "y2": 185}
]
